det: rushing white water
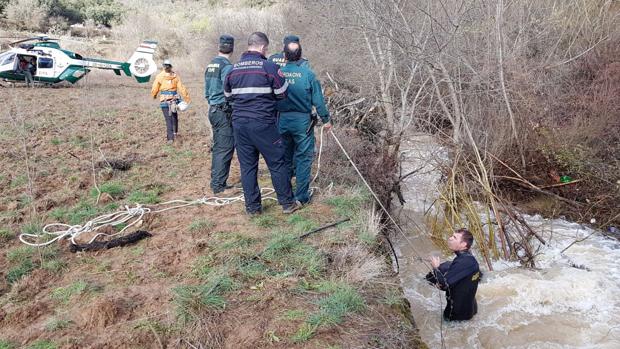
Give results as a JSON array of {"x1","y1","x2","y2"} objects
[{"x1": 395, "y1": 134, "x2": 620, "y2": 349}]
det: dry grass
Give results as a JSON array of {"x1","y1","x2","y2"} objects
[
  {"x1": 335, "y1": 244, "x2": 385, "y2": 285},
  {"x1": 0, "y1": 78, "x2": 419, "y2": 347},
  {"x1": 81, "y1": 295, "x2": 130, "y2": 330}
]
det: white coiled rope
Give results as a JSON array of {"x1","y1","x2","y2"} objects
[
  {"x1": 19, "y1": 126, "x2": 329, "y2": 248},
  {"x1": 19, "y1": 188, "x2": 277, "y2": 247}
]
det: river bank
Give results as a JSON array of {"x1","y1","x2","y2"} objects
[{"x1": 395, "y1": 134, "x2": 620, "y2": 348}]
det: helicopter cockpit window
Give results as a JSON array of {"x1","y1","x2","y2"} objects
[
  {"x1": 0, "y1": 53, "x2": 15, "y2": 66},
  {"x1": 38, "y1": 57, "x2": 54, "y2": 69}
]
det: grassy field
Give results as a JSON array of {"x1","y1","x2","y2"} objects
[{"x1": 0, "y1": 74, "x2": 421, "y2": 348}]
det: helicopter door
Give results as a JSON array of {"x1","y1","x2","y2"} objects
[{"x1": 36, "y1": 57, "x2": 54, "y2": 79}]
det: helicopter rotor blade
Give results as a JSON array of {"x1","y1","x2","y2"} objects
[
  {"x1": 8, "y1": 36, "x2": 59, "y2": 46},
  {"x1": 9, "y1": 38, "x2": 36, "y2": 45}
]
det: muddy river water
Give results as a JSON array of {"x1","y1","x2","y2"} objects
[{"x1": 394, "y1": 135, "x2": 620, "y2": 349}]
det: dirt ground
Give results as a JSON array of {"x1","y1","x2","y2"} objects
[{"x1": 0, "y1": 75, "x2": 422, "y2": 348}]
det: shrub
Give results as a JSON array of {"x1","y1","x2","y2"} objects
[
  {"x1": 172, "y1": 275, "x2": 236, "y2": 323},
  {"x1": 126, "y1": 190, "x2": 160, "y2": 204},
  {"x1": 82, "y1": 0, "x2": 124, "y2": 27},
  {"x1": 188, "y1": 219, "x2": 215, "y2": 233},
  {"x1": 262, "y1": 232, "x2": 326, "y2": 277},
  {"x1": 4, "y1": 0, "x2": 47, "y2": 31},
  {"x1": 91, "y1": 181, "x2": 125, "y2": 199},
  {"x1": 45, "y1": 318, "x2": 72, "y2": 331},
  {"x1": 51, "y1": 280, "x2": 89, "y2": 304},
  {"x1": 0, "y1": 228, "x2": 14, "y2": 242},
  {"x1": 6, "y1": 246, "x2": 35, "y2": 263},
  {"x1": 4, "y1": 0, "x2": 125, "y2": 31},
  {"x1": 27, "y1": 340, "x2": 57, "y2": 349},
  {"x1": 0, "y1": 340, "x2": 16, "y2": 349},
  {"x1": 7, "y1": 259, "x2": 34, "y2": 284},
  {"x1": 0, "y1": 0, "x2": 9, "y2": 15},
  {"x1": 293, "y1": 282, "x2": 365, "y2": 342}
]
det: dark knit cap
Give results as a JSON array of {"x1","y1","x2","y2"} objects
[
  {"x1": 283, "y1": 35, "x2": 300, "y2": 45},
  {"x1": 219, "y1": 34, "x2": 234, "y2": 53}
]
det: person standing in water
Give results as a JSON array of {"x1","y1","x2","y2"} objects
[{"x1": 425, "y1": 228, "x2": 482, "y2": 321}]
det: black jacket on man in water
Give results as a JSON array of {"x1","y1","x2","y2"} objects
[{"x1": 425, "y1": 250, "x2": 482, "y2": 321}]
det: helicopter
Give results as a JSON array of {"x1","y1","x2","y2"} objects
[{"x1": 0, "y1": 36, "x2": 158, "y2": 85}]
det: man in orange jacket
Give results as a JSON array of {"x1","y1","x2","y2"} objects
[{"x1": 151, "y1": 59, "x2": 191, "y2": 144}]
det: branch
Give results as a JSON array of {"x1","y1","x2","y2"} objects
[
  {"x1": 299, "y1": 218, "x2": 351, "y2": 239},
  {"x1": 545, "y1": 35, "x2": 609, "y2": 69}
]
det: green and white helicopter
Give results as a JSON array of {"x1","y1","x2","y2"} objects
[{"x1": 0, "y1": 36, "x2": 158, "y2": 85}]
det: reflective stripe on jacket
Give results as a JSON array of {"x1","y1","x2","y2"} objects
[
  {"x1": 268, "y1": 52, "x2": 309, "y2": 68},
  {"x1": 224, "y1": 51, "x2": 288, "y2": 123}
]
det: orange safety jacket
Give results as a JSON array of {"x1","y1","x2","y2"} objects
[{"x1": 150, "y1": 70, "x2": 191, "y2": 104}]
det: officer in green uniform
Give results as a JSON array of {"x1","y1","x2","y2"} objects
[
  {"x1": 268, "y1": 35, "x2": 309, "y2": 68},
  {"x1": 205, "y1": 34, "x2": 235, "y2": 194},
  {"x1": 276, "y1": 40, "x2": 331, "y2": 204}
]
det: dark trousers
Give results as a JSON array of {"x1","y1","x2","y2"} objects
[
  {"x1": 232, "y1": 118, "x2": 294, "y2": 213},
  {"x1": 161, "y1": 106, "x2": 178, "y2": 141},
  {"x1": 208, "y1": 106, "x2": 235, "y2": 192},
  {"x1": 278, "y1": 112, "x2": 315, "y2": 204}
]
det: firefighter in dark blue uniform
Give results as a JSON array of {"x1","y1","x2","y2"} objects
[
  {"x1": 268, "y1": 35, "x2": 309, "y2": 68},
  {"x1": 425, "y1": 228, "x2": 482, "y2": 321},
  {"x1": 276, "y1": 40, "x2": 331, "y2": 204},
  {"x1": 224, "y1": 32, "x2": 301, "y2": 215},
  {"x1": 205, "y1": 34, "x2": 235, "y2": 194}
]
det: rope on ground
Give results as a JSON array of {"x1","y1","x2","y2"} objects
[
  {"x1": 19, "y1": 188, "x2": 276, "y2": 247},
  {"x1": 20, "y1": 124, "x2": 326, "y2": 248}
]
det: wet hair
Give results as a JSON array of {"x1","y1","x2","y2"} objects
[
  {"x1": 248, "y1": 32, "x2": 269, "y2": 47},
  {"x1": 456, "y1": 228, "x2": 474, "y2": 250}
]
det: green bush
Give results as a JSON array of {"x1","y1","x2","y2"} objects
[
  {"x1": 188, "y1": 219, "x2": 215, "y2": 233},
  {"x1": 4, "y1": 0, "x2": 47, "y2": 31},
  {"x1": 0, "y1": 340, "x2": 16, "y2": 349},
  {"x1": 67, "y1": 201, "x2": 98, "y2": 225},
  {"x1": 262, "y1": 233, "x2": 325, "y2": 277},
  {"x1": 6, "y1": 246, "x2": 35, "y2": 263},
  {"x1": 83, "y1": 0, "x2": 124, "y2": 27},
  {"x1": 244, "y1": 0, "x2": 275, "y2": 8},
  {"x1": 7, "y1": 259, "x2": 34, "y2": 284},
  {"x1": 325, "y1": 193, "x2": 367, "y2": 218},
  {"x1": 0, "y1": 228, "x2": 14, "y2": 242},
  {"x1": 126, "y1": 190, "x2": 160, "y2": 204},
  {"x1": 91, "y1": 181, "x2": 125, "y2": 199},
  {"x1": 45, "y1": 318, "x2": 72, "y2": 331},
  {"x1": 51, "y1": 280, "x2": 89, "y2": 304},
  {"x1": 0, "y1": 0, "x2": 9, "y2": 15},
  {"x1": 4, "y1": 0, "x2": 125, "y2": 31},
  {"x1": 172, "y1": 275, "x2": 236, "y2": 323},
  {"x1": 27, "y1": 340, "x2": 57, "y2": 349},
  {"x1": 293, "y1": 282, "x2": 365, "y2": 342}
]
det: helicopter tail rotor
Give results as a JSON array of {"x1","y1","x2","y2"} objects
[{"x1": 127, "y1": 40, "x2": 157, "y2": 83}]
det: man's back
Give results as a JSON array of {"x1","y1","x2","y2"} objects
[
  {"x1": 205, "y1": 56, "x2": 232, "y2": 106},
  {"x1": 276, "y1": 61, "x2": 329, "y2": 121},
  {"x1": 276, "y1": 61, "x2": 313, "y2": 113},
  {"x1": 224, "y1": 51, "x2": 287, "y2": 123}
]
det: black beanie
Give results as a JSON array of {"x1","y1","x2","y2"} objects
[
  {"x1": 219, "y1": 34, "x2": 234, "y2": 53},
  {"x1": 283, "y1": 35, "x2": 300, "y2": 46}
]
